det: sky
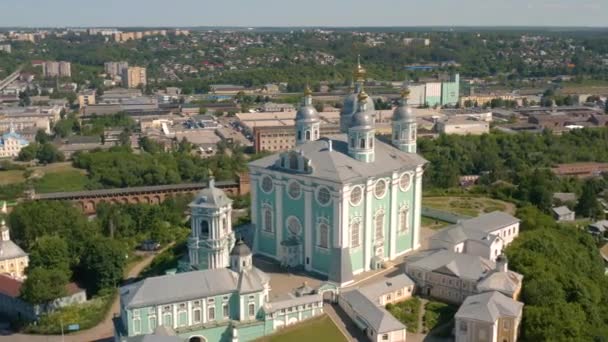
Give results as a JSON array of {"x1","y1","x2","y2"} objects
[{"x1": 0, "y1": 0, "x2": 605, "y2": 27}]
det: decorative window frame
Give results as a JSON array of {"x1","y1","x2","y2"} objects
[
  {"x1": 261, "y1": 202, "x2": 274, "y2": 235},
  {"x1": 399, "y1": 172, "x2": 414, "y2": 192},
  {"x1": 374, "y1": 178, "x2": 388, "y2": 199},
  {"x1": 398, "y1": 203, "x2": 410, "y2": 235},
  {"x1": 285, "y1": 216, "x2": 303, "y2": 236},
  {"x1": 286, "y1": 179, "x2": 303, "y2": 200},
  {"x1": 260, "y1": 175, "x2": 274, "y2": 194},
  {"x1": 350, "y1": 216, "x2": 363, "y2": 249},
  {"x1": 374, "y1": 208, "x2": 386, "y2": 242},
  {"x1": 315, "y1": 185, "x2": 333, "y2": 207},
  {"x1": 349, "y1": 185, "x2": 364, "y2": 206},
  {"x1": 316, "y1": 217, "x2": 331, "y2": 251}
]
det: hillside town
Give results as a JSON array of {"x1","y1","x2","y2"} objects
[{"x1": 0, "y1": 11, "x2": 608, "y2": 342}]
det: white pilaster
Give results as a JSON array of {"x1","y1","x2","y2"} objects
[
  {"x1": 187, "y1": 301, "x2": 193, "y2": 326},
  {"x1": 172, "y1": 304, "x2": 177, "y2": 329},
  {"x1": 250, "y1": 175, "x2": 259, "y2": 252},
  {"x1": 333, "y1": 190, "x2": 340, "y2": 248},
  {"x1": 389, "y1": 172, "x2": 398, "y2": 259},
  {"x1": 239, "y1": 295, "x2": 245, "y2": 321},
  {"x1": 202, "y1": 299, "x2": 207, "y2": 323},
  {"x1": 304, "y1": 184, "x2": 313, "y2": 271},
  {"x1": 157, "y1": 306, "x2": 162, "y2": 325},
  {"x1": 413, "y1": 166, "x2": 423, "y2": 249},
  {"x1": 275, "y1": 181, "x2": 284, "y2": 260},
  {"x1": 363, "y1": 177, "x2": 373, "y2": 271},
  {"x1": 341, "y1": 186, "x2": 350, "y2": 248}
]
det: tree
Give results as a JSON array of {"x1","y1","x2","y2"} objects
[
  {"x1": 35, "y1": 129, "x2": 50, "y2": 144},
  {"x1": 20, "y1": 268, "x2": 68, "y2": 305},
  {"x1": 36, "y1": 143, "x2": 65, "y2": 164},
  {"x1": 575, "y1": 180, "x2": 603, "y2": 219},
  {"x1": 17, "y1": 143, "x2": 39, "y2": 162},
  {"x1": 28, "y1": 235, "x2": 72, "y2": 278},
  {"x1": 79, "y1": 237, "x2": 126, "y2": 295}
]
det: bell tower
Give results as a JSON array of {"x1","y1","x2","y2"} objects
[
  {"x1": 392, "y1": 87, "x2": 417, "y2": 153},
  {"x1": 295, "y1": 86, "x2": 320, "y2": 146}
]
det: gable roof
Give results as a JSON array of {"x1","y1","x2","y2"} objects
[
  {"x1": 431, "y1": 211, "x2": 518, "y2": 246},
  {"x1": 477, "y1": 271, "x2": 523, "y2": 297},
  {"x1": 121, "y1": 267, "x2": 268, "y2": 309},
  {"x1": 0, "y1": 240, "x2": 28, "y2": 261},
  {"x1": 341, "y1": 290, "x2": 405, "y2": 334},
  {"x1": 358, "y1": 274, "x2": 415, "y2": 305},
  {"x1": 249, "y1": 135, "x2": 427, "y2": 184},
  {"x1": 406, "y1": 249, "x2": 495, "y2": 281},
  {"x1": 552, "y1": 206, "x2": 573, "y2": 216},
  {"x1": 455, "y1": 291, "x2": 523, "y2": 323}
]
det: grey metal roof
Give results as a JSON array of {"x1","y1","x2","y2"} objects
[
  {"x1": 0, "y1": 240, "x2": 27, "y2": 261},
  {"x1": 121, "y1": 267, "x2": 268, "y2": 309},
  {"x1": 249, "y1": 135, "x2": 426, "y2": 184},
  {"x1": 189, "y1": 179, "x2": 232, "y2": 208},
  {"x1": 458, "y1": 212, "x2": 519, "y2": 234},
  {"x1": 125, "y1": 335, "x2": 182, "y2": 342},
  {"x1": 264, "y1": 293, "x2": 322, "y2": 313},
  {"x1": 406, "y1": 250, "x2": 495, "y2": 281},
  {"x1": 477, "y1": 270, "x2": 523, "y2": 296},
  {"x1": 328, "y1": 247, "x2": 354, "y2": 285},
  {"x1": 455, "y1": 291, "x2": 523, "y2": 323},
  {"x1": 358, "y1": 274, "x2": 414, "y2": 305},
  {"x1": 392, "y1": 99, "x2": 414, "y2": 123},
  {"x1": 230, "y1": 239, "x2": 252, "y2": 257},
  {"x1": 295, "y1": 105, "x2": 320, "y2": 124},
  {"x1": 350, "y1": 106, "x2": 374, "y2": 129},
  {"x1": 341, "y1": 290, "x2": 405, "y2": 334},
  {"x1": 552, "y1": 206, "x2": 573, "y2": 216}
]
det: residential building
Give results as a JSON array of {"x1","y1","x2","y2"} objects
[
  {"x1": 455, "y1": 291, "x2": 523, "y2": 342},
  {"x1": 253, "y1": 124, "x2": 341, "y2": 153},
  {"x1": 0, "y1": 127, "x2": 29, "y2": 158},
  {"x1": 123, "y1": 67, "x2": 147, "y2": 89},
  {"x1": 105, "y1": 61, "x2": 129, "y2": 77},
  {"x1": 0, "y1": 45, "x2": 11, "y2": 54},
  {"x1": 260, "y1": 102, "x2": 295, "y2": 113},
  {"x1": 0, "y1": 220, "x2": 28, "y2": 280},
  {"x1": 404, "y1": 74, "x2": 460, "y2": 107},
  {"x1": 551, "y1": 162, "x2": 608, "y2": 179},
  {"x1": 405, "y1": 250, "x2": 523, "y2": 304},
  {"x1": 249, "y1": 69, "x2": 425, "y2": 286},
  {"x1": 339, "y1": 289, "x2": 406, "y2": 342},
  {"x1": 588, "y1": 220, "x2": 608, "y2": 236},
  {"x1": 552, "y1": 206, "x2": 575, "y2": 222},
  {"x1": 42, "y1": 61, "x2": 71, "y2": 78},
  {"x1": 78, "y1": 90, "x2": 96, "y2": 108},
  {"x1": 429, "y1": 211, "x2": 520, "y2": 261}
]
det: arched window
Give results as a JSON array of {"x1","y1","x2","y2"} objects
[
  {"x1": 350, "y1": 137, "x2": 355, "y2": 148},
  {"x1": 297, "y1": 130, "x2": 302, "y2": 140},
  {"x1": 305, "y1": 130, "x2": 311, "y2": 140},
  {"x1": 318, "y1": 221, "x2": 329, "y2": 249},
  {"x1": 351, "y1": 220, "x2": 361, "y2": 248},
  {"x1": 360, "y1": 138, "x2": 366, "y2": 148},
  {"x1": 200, "y1": 220, "x2": 209, "y2": 238},
  {"x1": 289, "y1": 154, "x2": 298, "y2": 170},
  {"x1": 287, "y1": 216, "x2": 302, "y2": 236},
  {"x1": 399, "y1": 206, "x2": 409, "y2": 234},
  {"x1": 375, "y1": 211, "x2": 384, "y2": 241},
  {"x1": 263, "y1": 206, "x2": 273, "y2": 233}
]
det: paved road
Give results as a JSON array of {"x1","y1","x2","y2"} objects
[{"x1": 1, "y1": 244, "x2": 174, "y2": 342}]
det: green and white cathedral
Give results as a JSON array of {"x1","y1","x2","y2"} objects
[{"x1": 249, "y1": 62, "x2": 426, "y2": 286}]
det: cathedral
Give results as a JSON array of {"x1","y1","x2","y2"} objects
[{"x1": 248, "y1": 61, "x2": 426, "y2": 286}]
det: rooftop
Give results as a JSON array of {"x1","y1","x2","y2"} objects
[
  {"x1": 455, "y1": 291, "x2": 523, "y2": 323},
  {"x1": 340, "y1": 289, "x2": 405, "y2": 334}
]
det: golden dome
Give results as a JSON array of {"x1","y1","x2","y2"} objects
[
  {"x1": 304, "y1": 84, "x2": 313, "y2": 96},
  {"x1": 401, "y1": 88, "x2": 411, "y2": 99},
  {"x1": 353, "y1": 55, "x2": 367, "y2": 81},
  {"x1": 357, "y1": 89, "x2": 369, "y2": 102}
]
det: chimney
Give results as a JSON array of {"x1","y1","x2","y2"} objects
[{"x1": 496, "y1": 254, "x2": 508, "y2": 273}]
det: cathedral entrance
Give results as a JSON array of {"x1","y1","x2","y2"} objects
[{"x1": 281, "y1": 236, "x2": 303, "y2": 268}]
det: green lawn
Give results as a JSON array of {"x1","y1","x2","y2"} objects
[
  {"x1": 386, "y1": 297, "x2": 421, "y2": 333},
  {"x1": 423, "y1": 300, "x2": 458, "y2": 336},
  {"x1": 423, "y1": 196, "x2": 514, "y2": 217},
  {"x1": 33, "y1": 170, "x2": 88, "y2": 193},
  {"x1": 256, "y1": 315, "x2": 346, "y2": 342},
  {"x1": 0, "y1": 170, "x2": 25, "y2": 185},
  {"x1": 23, "y1": 290, "x2": 116, "y2": 335}
]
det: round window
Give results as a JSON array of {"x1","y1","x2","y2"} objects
[
  {"x1": 261, "y1": 176, "x2": 274, "y2": 193},
  {"x1": 350, "y1": 186, "x2": 363, "y2": 206},
  {"x1": 287, "y1": 181, "x2": 301, "y2": 199},
  {"x1": 400, "y1": 173, "x2": 412, "y2": 191},
  {"x1": 375, "y1": 179, "x2": 387, "y2": 198},
  {"x1": 316, "y1": 187, "x2": 331, "y2": 206},
  {"x1": 287, "y1": 217, "x2": 302, "y2": 235}
]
